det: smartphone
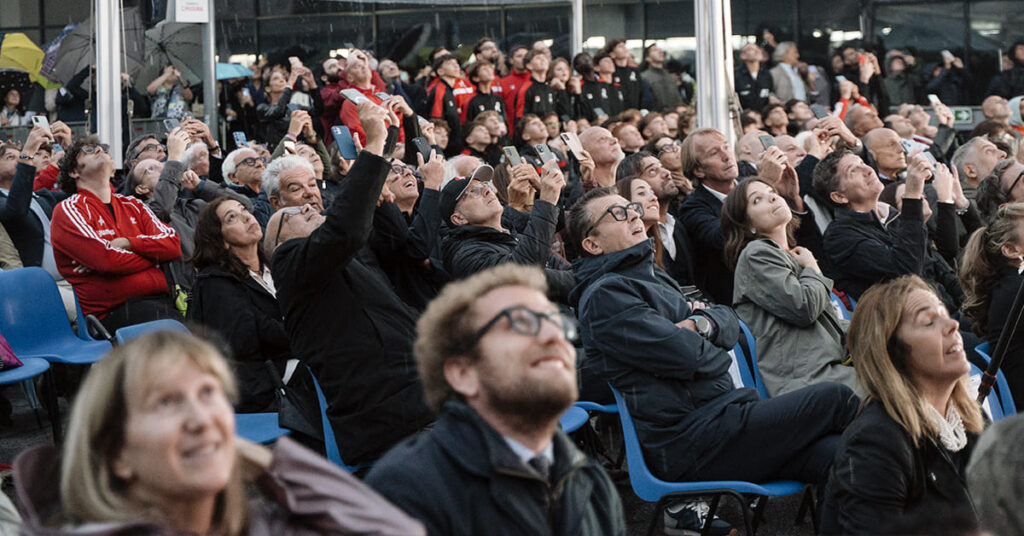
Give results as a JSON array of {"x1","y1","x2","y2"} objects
[
  {"x1": 941, "y1": 50, "x2": 955, "y2": 63},
  {"x1": 283, "y1": 140, "x2": 296, "y2": 154},
  {"x1": 241, "y1": 87, "x2": 251, "y2": 99},
  {"x1": 810, "y1": 104, "x2": 829, "y2": 119},
  {"x1": 534, "y1": 144, "x2": 557, "y2": 166},
  {"x1": 593, "y1": 107, "x2": 607, "y2": 118},
  {"x1": 927, "y1": 94, "x2": 942, "y2": 106},
  {"x1": 331, "y1": 125, "x2": 359, "y2": 159},
  {"x1": 835, "y1": 75, "x2": 848, "y2": 84},
  {"x1": 758, "y1": 135, "x2": 776, "y2": 150},
  {"x1": 232, "y1": 131, "x2": 248, "y2": 148},
  {"x1": 560, "y1": 132, "x2": 584, "y2": 160},
  {"x1": 417, "y1": 115, "x2": 430, "y2": 127},
  {"x1": 921, "y1": 151, "x2": 939, "y2": 170},
  {"x1": 808, "y1": 65, "x2": 818, "y2": 74},
  {"x1": 858, "y1": 53, "x2": 867, "y2": 65},
  {"x1": 900, "y1": 139, "x2": 915, "y2": 154},
  {"x1": 374, "y1": 92, "x2": 390, "y2": 101},
  {"x1": 31, "y1": 115, "x2": 51, "y2": 132},
  {"x1": 412, "y1": 136, "x2": 433, "y2": 163},
  {"x1": 341, "y1": 88, "x2": 370, "y2": 105},
  {"x1": 502, "y1": 146, "x2": 522, "y2": 167},
  {"x1": 163, "y1": 118, "x2": 180, "y2": 133}
]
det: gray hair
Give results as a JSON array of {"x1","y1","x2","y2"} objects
[
  {"x1": 182, "y1": 142, "x2": 208, "y2": 171},
  {"x1": 772, "y1": 42, "x2": 796, "y2": 64},
  {"x1": 222, "y1": 147, "x2": 254, "y2": 184},
  {"x1": 263, "y1": 155, "x2": 314, "y2": 200},
  {"x1": 951, "y1": 136, "x2": 989, "y2": 180}
]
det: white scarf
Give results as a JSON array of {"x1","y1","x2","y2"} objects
[{"x1": 927, "y1": 403, "x2": 967, "y2": 452}]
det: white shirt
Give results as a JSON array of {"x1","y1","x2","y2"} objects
[
  {"x1": 780, "y1": 63, "x2": 807, "y2": 102},
  {"x1": 503, "y1": 436, "x2": 554, "y2": 466},
  {"x1": 658, "y1": 213, "x2": 677, "y2": 260},
  {"x1": 702, "y1": 183, "x2": 728, "y2": 203},
  {"x1": 249, "y1": 267, "x2": 277, "y2": 297}
]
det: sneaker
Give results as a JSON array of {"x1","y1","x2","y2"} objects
[{"x1": 663, "y1": 499, "x2": 735, "y2": 536}]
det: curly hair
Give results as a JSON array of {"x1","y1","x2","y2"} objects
[{"x1": 57, "y1": 140, "x2": 92, "y2": 194}]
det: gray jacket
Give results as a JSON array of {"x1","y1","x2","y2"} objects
[{"x1": 732, "y1": 239, "x2": 858, "y2": 396}]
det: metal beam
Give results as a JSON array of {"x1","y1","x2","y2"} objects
[
  {"x1": 571, "y1": 0, "x2": 583, "y2": 58},
  {"x1": 96, "y1": 0, "x2": 124, "y2": 168},
  {"x1": 694, "y1": 0, "x2": 735, "y2": 142},
  {"x1": 203, "y1": 0, "x2": 218, "y2": 137}
]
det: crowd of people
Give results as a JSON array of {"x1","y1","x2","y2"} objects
[{"x1": 3, "y1": 34, "x2": 1024, "y2": 535}]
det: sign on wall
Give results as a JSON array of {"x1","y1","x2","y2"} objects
[{"x1": 167, "y1": 0, "x2": 210, "y2": 23}]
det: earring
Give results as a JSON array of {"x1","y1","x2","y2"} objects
[{"x1": 750, "y1": 228, "x2": 757, "y2": 235}]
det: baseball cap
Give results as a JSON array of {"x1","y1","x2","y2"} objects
[{"x1": 438, "y1": 164, "x2": 495, "y2": 226}]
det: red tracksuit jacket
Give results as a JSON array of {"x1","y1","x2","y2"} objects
[{"x1": 50, "y1": 189, "x2": 181, "y2": 318}]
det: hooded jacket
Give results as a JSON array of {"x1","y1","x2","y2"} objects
[
  {"x1": 13, "y1": 437, "x2": 426, "y2": 536},
  {"x1": 569, "y1": 240, "x2": 754, "y2": 480},
  {"x1": 366, "y1": 400, "x2": 626, "y2": 536}
]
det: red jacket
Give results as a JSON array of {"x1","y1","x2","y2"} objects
[
  {"x1": 32, "y1": 164, "x2": 59, "y2": 191},
  {"x1": 338, "y1": 84, "x2": 406, "y2": 146},
  {"x1": 50, "y1": 189, "x2": 181, "y2": 318},
  {"x1": 497, "y1": 71, "x2": 530, "y2": 128}
]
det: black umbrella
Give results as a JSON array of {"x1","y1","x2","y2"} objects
[
  {"x1": 0, "y1": 70, "x2": 34, "y2": 99},
  {"x1": 136, "y1": 21, "x2": 204, "y2": 89},
  {"x1": 49, "y1": 7, "x2": 145, "y2": 86}
]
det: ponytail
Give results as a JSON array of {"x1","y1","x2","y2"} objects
[{"x1": 960, "y1": 203, "x2": 1024, "y2": 335}]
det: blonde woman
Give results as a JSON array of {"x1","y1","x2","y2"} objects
[
  {"x1": 13, "y1": 331, "x2": 423, "y2": 536},
  {"x1": 820, "y1": 275, "x2": 985, "y2": 534}
]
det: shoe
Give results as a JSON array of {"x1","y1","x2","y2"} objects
[{"x1": 663, "y1": 499, "x2": 735, "y2": 536}]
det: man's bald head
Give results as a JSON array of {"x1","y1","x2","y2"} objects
[
  {"x1": 845, "y1": 104, "x2": 884, "y2": 138},
  {"x1": 580, "y1": 126, "x2": 624, "y2": 166},
  {"x1": 736, "y1": 130, "x2": 769, "y2": 163}
]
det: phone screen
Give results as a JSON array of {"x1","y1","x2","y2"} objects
[
  {"x1": 163, "y1": 118, "x2": 180, "y2": 133},
  {"x1": 232, "y1": 131, "x2": 248, "y2": 148}
]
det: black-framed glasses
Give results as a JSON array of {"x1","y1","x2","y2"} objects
[
  {"x1": 139, "y1": 142, "x2": 166, "y2": 154},
  {"x1": 1007, "y1": 170, "x2": 1024, "y2": 197},
  {"x1": 469, "y1": 305, "x2": 579, "y2": 346},
  {"x1": 389, "y1": 163, "x2": 415, "y2": 176},
  {"x1": 271, "y1": 206, "x2": 303, "y2": 249},
  {"x1": 584, "y1": 202, "x2": 644, "y2": 237},
  {"x1": 239, "y1": 156, "x2": 268, "y2": 168},
  {"x1": 81, "y1": 144, "x2": 110, "y2": 155}
]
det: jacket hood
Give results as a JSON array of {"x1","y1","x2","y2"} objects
[
  {"x1": 568, "y1": 239, "x2": 654, "y2": 306},
  {"x1": 1010, "y1": 96, "x2": 1024, "y2": 128}
]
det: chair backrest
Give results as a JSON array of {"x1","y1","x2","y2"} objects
[
  {"x1": 0, "y1": 268, "x2": 78, "y2": 351},
  {"x1": 975, "y1": 342, "x2": 1017, "y2": 417},
  {"x1": 734, "y1": 319, "x2": 768, "y2": 398},
  {"x1": 306, "y1": 365, "x2": 357, "y2": 471},
  {"x1": 970, "y1": 364, "x2": 1002, "y2": 422},
  {"x1": 610, "y1": 386, "x2": 670, "y2": 501},
  {"x1": 830, "y1": 293, "x2": 852, "y2": 321},
  {"x1": 115, "y1": 319, "x2": 190, "y2": 345}
]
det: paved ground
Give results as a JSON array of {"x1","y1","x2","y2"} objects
[{"x1": 0, "y1": 385, "x2": 814, "y2": 535}]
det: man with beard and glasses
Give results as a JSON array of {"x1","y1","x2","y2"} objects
[{"x1": 366, "y1": 264, "x2": 625, "y2": 536}]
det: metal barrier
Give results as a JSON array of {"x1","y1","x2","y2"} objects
[{"x1": 0, "y1": 122, "x2": 90, "y2": 145}]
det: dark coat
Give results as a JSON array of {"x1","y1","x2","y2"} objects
[
  {"x1": 188, "y1": 265, "x2": 290, "y2": 412},
  {"x1": 578, "y1": 80, "x2": 613, "y2": 122},
  {"x1": 820, "y1": 400, "x2": 978, "y2": 534},
  {"x1": 0, "y1": 162, "x2": 65, "y2": 268},
  {"x1": 985, "y1": 265, "x2": 1024, "y2": 408},
  {"x1": 734, "y1": 65, "x2": 774, "y2": 112},
  {"x1": 365, "y1": 400, "x2": 626, "y2": 536},
  {"x1": 569, "y1": 240, "x2": 753, "y2": 480},
  {"x1": 678, "y1": 185, "x2": 733, "y2": 304},
  {"x1": 369, "y1": 190, "x2": 447, "y2": 312},
  {"x1": 272, "y1": 152, "x2": 433, "y2": 465},
  {"x1": 441, "y1": 199, "x2": 574, "y2": 304},
  {"x1": 612, "y1": 65, "x2": 643, "y2": 110}
]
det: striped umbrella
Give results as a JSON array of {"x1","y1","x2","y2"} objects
[{"x1": 0, "y1": 32, "x2": 44, "y2": 81}]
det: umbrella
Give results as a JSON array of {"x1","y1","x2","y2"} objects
[
  {"x1": 136, "y1": 21, "x2": 203, "y2": 89},
  {"x1": 0, "y1": 32, "x2": 44, "y2": 80},
  {"x1": 216, "y1": 62, "x2": 251, "y2": 81},
  {"x1": 39, "y1": 23, "x2": 78, "y2": 84},
  {"x1": 49, "y1": 7, "x2": 145, "y2": 86},
  {"x1": 0, "y1": 70, "x2": 34, "y2": 99}
]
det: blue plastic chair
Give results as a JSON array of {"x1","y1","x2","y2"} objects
[
  {"x1": 560, "y1": 405, "x2": 590, "y2": 433},
  {"x1": 574, "y1": 400, "x2": 618, "y2": 413},
  {"x1": 235, "y1": 412, "x2": 289, "y2": 445},
  {"x1": 307, "y1": 365, "x2": 374, "y2": 473},
  {"x1": 732, "y1": 319, "x2": 769, "y2": 399},
  {"x1": 830, "y1": 294, "x2": 852, "y2": 321},
  {"x1": 610, "y1": 386, "x2": 805, "y2": 536},
  {"x1": 0, "y1": 357, "x2": 61, "y2": 441},
  {"x1": 0, "y1": 268, "x2": 112, "y2": 364},
  {"x1": 974, "y1": 342, "x2": 1017, "y2": 418},
  {"x1": 114, "y1": 319, "x2": 190, "y2": 345}
]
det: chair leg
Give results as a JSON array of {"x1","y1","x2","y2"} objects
[
  {"x1": 702, "y1": 494, "x2": 722, "y2": 536},
  {"x1": 795, "y1": 485, "x2": 818, "y2": 533},
  {"x1": 43, "y1": 371, "x2": 62, "y2": 444},
  {"x1": 751, "y1": 495, "x2": 769, "y2": 533}
]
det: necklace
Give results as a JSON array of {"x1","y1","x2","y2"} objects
[{"x1": 927, "y1": 403, "x2": 967, "y2": 452}]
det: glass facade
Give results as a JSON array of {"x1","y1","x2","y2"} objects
[{"x1": 2, "y1": 0, "x2": 1019, "y2": 102}]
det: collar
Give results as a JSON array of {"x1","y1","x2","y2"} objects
[
  {"x1": 503, "y1": 436, "x2": 554, "y2": 465},
  {"x1": 657, "y1": 212, "x2": 676, "y2": 232},
  {"x1": 702, "y1": 183, "x2": 728, "y2": 202}
]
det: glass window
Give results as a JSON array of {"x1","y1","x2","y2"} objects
[
  {"x1": 506, "y1": 5, "x2": 571, "y2": 56},
  {"x1": 377, "y1": 8, "x2": 503, "y2": 63},
  {"x1": 1, "y1": 0, "x2": 40, "y2": 28},
  {"x1": 257, "y1": 15, "x2": 373, "y2": 55},
  {"x1": 44, "y1": 0, "x2": 90, "y2": 26}
]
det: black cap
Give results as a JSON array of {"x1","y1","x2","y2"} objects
[{"x1": 438, "y1": 164, "x2": 494, "y2": 226}]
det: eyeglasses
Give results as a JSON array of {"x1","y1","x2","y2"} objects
[
  {"x1": 239, "y1": 156, "x2": 268, "y2": 168},
  {"x1": 389, "y1": 164, "x2": 415, "y2": 176},
  {"x1": 469, "y1": 305, "x2": 579, "y2": 347},
  {"x1": 461, "y1": 182, "x2": 495, "y2": 200},
  {"x1": 81, "y1": 144, "x2": 110, "y2": 155},
  {"x1": 1007, "y1": 170, "x2": 1024, "y2": 197},
  {"x1": 271, "y1": 206, "x2": 303, "y2": 249},
  {"x1": 584, "y1": 202, "x2": 644, "y2": 237},
  {"x1": 139, "y1": 142, "x2": 166, "y2": 154},
  {"x1": 656, "y1": 140, "x2": 680, "y2": 155}
]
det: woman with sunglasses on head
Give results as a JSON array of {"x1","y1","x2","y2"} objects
[
  {"x1": 13, "y1": 330, "x2": 424, "y2": 535},
  {"x1": 819, "y1": 274, "x2": 985, "y2": 535},
  {"x1": 722, "y1": 177, "x2": 858, "y2": 396},
  {"x1": 188, "y1": 196, "x2": 292, "y2": 413},
  {"x1": 960, "y1": 202, "x2": 1024, "y2": 406}
]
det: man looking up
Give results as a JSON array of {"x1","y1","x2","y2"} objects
[
  {"x1": 601, "y1": 39, "x2": 641, "y2": 110},
  {"x1": 641, "y1": 44, "x2": 682, "y2": 111},
  {"x1": 735, "y1": 43, "x2": 774, "y2": 112},
  {"x1": 512, "y1": 50, "x2": 555, "y2": 127},
  {"x1": 497, "y1": 45, "x2": 530, "y2": 128},
  {"x1": 579, "y1": 126, "x2": 625, "y2": 189},
  {"x1": 366, "y1": 264, "x2": 625, "y2": 535}
]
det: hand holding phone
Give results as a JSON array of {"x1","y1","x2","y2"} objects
[
  {"x1": 341, "y1": 89, "x2": 370, "y2": 105},
  {"x1": 758, "y1": 135, "x2": 776, "y2": 150},
  {"x1": 503, "y1": 146, "x2": 522, "y2": 167},
  {"x1": 331, "y1": 126, "x2": 359, "y2": 159},
  {"x1": 560, "y1": 131, "x2": 585, "y2": 160},
  {"x1": 163, "y1": 118, "x2": 181, "y2": 133}
]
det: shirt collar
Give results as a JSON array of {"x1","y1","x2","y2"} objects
[
  {"x1": 702, "y1": 183, "x2": 728, "y2": 202},
  {"x1": 502, "y1": 436, "x2": 554, "y2": 465}
]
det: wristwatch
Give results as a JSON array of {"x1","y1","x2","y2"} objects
[{"x1": 688, "y1": 314, "x2": 714, "y2": 339}]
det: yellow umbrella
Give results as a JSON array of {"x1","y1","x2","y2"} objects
[{"x1": 0, "y1": 32, "x2": 44, "y2": 81}]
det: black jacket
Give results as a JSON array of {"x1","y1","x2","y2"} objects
[
  {"x1": 0, "y1": 162, "x2": 65, "y2": 268},
  {"x1": 822, "y1": 200, "x2": 928, "y2": 301},
  {"x1": 569, "y1": 241, "x2": 752, "y2": 480},
  {"x1": 272, "y1": 152, "x2": 433, "y2": 465},
  {"x1": 366, "y1": 400, "x2": 626, "y2": 536},
  {"x1": 514, "y1": 77, "x2": 557, "y2": 125},
  {"x1": 188, "y1": 265, "x2": 291, "y2": 412},
  {"x1": 441, "y1": 200, "x2": 574, "y2": 304},
  {"x1": 734, "y1": 65, "x2": 774, "y2": 112},
  {"x1": 369, "y1": 189, "x2": 447, "y2": 312},
  {"x1": 612, "y1": 65, "x2": 642, "y2": 110},
  {"x1": 465, "y1": 92, "x2": 506, "y2": 125},
  {"x1": 820, "y1": 400, "x2": 978, "y2": 534},
  {"x1": 678, "y1": 185, "x2": 733, "y2": 304},
  {"x1": 985, "y1": 265, "x2": 1024, "y2": 408}
]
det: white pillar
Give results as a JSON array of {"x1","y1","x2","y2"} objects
[
  {"x1": 95, "y1": 0, "x2": 123, "y2": 168},
  {"x1": 203, "y1": 0, "x2": 218, "y2": 137},
  {"x1": 694, "y1": 0, "x2": 735, "y2": 143},
  {"x1": 571, "y1": 0, "x2": 584, "y2": 58}
]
